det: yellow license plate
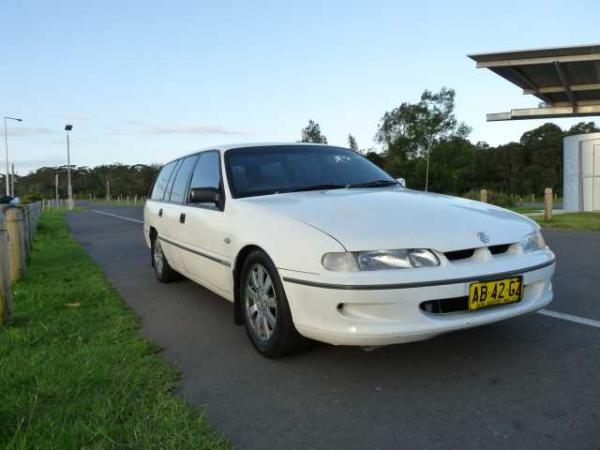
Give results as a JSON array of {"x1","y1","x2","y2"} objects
[{"x1": 468, "y1": 277, "x2": 523, "y2": 311}]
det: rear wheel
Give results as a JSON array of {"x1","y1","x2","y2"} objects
[
  {"x1": 152, "y1": 236, "x2": 178, "y2": 282},
  {"x1": 240, "y1": 250, "x2": 307, "y2": 358}
]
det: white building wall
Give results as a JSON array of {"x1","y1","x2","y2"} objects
[{"x1": 563, "y1": 132, "x2": 600, "y2": 212}]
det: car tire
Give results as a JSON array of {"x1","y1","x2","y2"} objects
[
  {"x1": 152, "y1": 235, "x2": 178, "y2": 283},
  {"x1": 240, "y1": 249, "x2": 308, "y2": 358}
]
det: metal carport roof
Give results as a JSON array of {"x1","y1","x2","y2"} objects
[{"x1": 469, "y1": 44, "x2": 600, "y2": 121}]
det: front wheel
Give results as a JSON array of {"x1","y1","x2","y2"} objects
[{"x1": 240, "y1": 250, "x2": 307, "y2": 358}]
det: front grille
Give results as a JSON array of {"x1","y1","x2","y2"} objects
[
  {"x1": 489, "y1": 244, "x2": 511, "y2": 255},
  {"x1": 420, "y1": 297, "x2": 469, "y2": 313},
  {"x1": 444, "y1": 243, "x2": 514, "y2": 261},
  {"x1": 444, "y1": 249, "x2": 475, "y2": 261}
]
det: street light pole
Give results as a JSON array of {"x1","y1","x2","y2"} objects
[
  {"x1": 424, "y1": 147, "x2": 431, "y2": 192},
  {"x1": 424, "y1": 138, "x2": 433, "y2": 192},
  {"x1": 65, "y1": 124, "x2": 74, "y2": 210},
  {"x1": 3, "y1": 116, "x2": 23, "y2": 196}
]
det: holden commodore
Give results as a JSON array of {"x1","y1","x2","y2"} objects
[{"x1": 144, "y1": 143, "x2": 555, "y2": 357}]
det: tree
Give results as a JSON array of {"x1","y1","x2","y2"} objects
[
  {"x1": 565, "y1": 121, "x2": 600, "y2": 136},
  {"x1": 375, "y1": 88, "x2": 471, "y2": 190},
  {"x1": 365, "y1": 151, "x2": 385, "y2": 168},
  {"x1": 376, "y1": 88, "x2": 470, "y2": 156},
  {"x1": 300, "y1": 120, "x2": 328, "y2": 144},
  {"x1": 519, "y1": 123, "x2": 564, "y2": 194},
  {"x1": 347, "y1": 134, "x2": 359, "y2": 152}
]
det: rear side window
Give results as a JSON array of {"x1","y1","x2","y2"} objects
[
  {"x1": 169, "y1": 156, "x2": 198, "y2": 203},
  {"x1": 164, "y1": 159, "x2": 183, "y2": 200},
  {"x1": 190, "y1": 152, "x2": 221, "y2": 190},
  {"x1": 150, "y1": 160, "x2": 178, "y2": 200}
]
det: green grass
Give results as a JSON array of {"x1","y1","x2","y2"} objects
[
  {"x1": 508, "y1": 206, "x2": 541, "y2": 214},
  {"x1": 0, "y1": 211, "x2": 229, "y2": 449},
  {"x1": 534, "y1": 212, "x2": 600, "y2": 231}
]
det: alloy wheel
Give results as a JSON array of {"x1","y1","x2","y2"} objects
[
  {"x1": 154, "y1": 239, "x2": 164, "y2": 274},
  {"x1": 244, "y1": 263, "x2": 278, "y2": 341}
]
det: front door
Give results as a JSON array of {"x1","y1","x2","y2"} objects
[{"x1": 179, "y1": 151, "x2": 233, "y2": 297}]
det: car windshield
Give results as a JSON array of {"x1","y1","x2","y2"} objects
[{"x1": 225, "y1": 145, "x2": 398, "y2": 198}]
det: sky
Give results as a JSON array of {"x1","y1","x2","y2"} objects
[{"x1": 1, "y1": 0, "x2": 599, "y2": 174}]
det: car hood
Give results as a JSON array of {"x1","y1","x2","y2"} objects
[{"x1": 240, "y1": 188, "x2": 537, "y2": 252}]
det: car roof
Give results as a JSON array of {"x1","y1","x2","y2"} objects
[{"x1": 171, "y1": 142, "x2": 349, "y2": 162}]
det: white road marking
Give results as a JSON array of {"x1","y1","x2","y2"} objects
[
  {"x1": 537, "y1": 309, "x2": 600, "y2": 329},
  {"x1": 90, "y1": 209, "x2": 144, "y2": 224},
  {"x1": 87, "y1": 208, "x2": 600, "y2": 331}
]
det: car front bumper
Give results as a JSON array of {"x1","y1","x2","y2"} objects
[{"x1": 280, "y1": 253, "x2": 555, "y2": 346}]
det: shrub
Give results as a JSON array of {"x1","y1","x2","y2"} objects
[
  {"x1": 462, "y1": 189, "x2": 516, "y2": 208},
  {"x1": 21, "y1": 192, "x2": 43, "y2": 204}
]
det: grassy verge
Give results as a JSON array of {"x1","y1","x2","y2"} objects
[
  {"x1": 534, "y1": 212, "x2": 600, "y2": 231},
  {"x1": 0, "y1": 211, "x2": 228, "y2": 449},
  {"x1": 508, "y1": 206, "x2": 541, "y2": 214}
]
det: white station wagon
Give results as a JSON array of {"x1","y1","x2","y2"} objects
[{"x1": 144, "y1": 143, "x2": 556, "y2": 357}]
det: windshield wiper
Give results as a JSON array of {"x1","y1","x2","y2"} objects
[
  {"x1": 284, "y1": 184, "x2": 347, "y2": 193},
  {"x1": 280, "y1": 180, "x2": 397, "y2": 194},
  {"x1": 347, "y1": 179, "x2": 398, "y2": 188}
]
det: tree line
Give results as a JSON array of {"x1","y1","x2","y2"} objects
[
  {"x1": 18, "y1": 164, "x2": 160, "y2": 200},
  {"x1": 17, "y1": 88, "x2": 600, "y2": 201},
  {"x1": 301, "y1": 88, "x2": 599, "y2": 198}
]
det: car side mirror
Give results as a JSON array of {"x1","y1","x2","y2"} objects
[
  {"x1": 396, "y1": 177, "x2": 406, "y2": 187},
  {"x1": 189, "y1": 187, "x2": 221, "y2": 207}
]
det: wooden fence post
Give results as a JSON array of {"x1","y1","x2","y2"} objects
[
  {"x1": 0, "y1": 210, "x2": 13, "y2": 325},
  {"x1": 5, "y1": 208, "x2": 26, "y2": 282},
  {"x1": 544, "y1": 188, "x2": 553, "y2": 221},
  {"x1": 23, "y1": 207, "x2": 31, "y2": 262},
  {"x1": 480, "y1": 189, "x2": 488, "y2": 203}
]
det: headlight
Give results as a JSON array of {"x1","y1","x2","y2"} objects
[
  {"x1": 521, "y1": 231, "x2": 546, "y2": 253},
  {"x1": 322, "y1": 249, "x2": 440, "y2": 272}
]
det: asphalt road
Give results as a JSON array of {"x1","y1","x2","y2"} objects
[{"x1": 67, "y1": 204, "x2": 600, "y2": 450}]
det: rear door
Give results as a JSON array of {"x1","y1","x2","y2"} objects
[
  {"x1": 146, "y1": 159, "x2": 180, "y2": 265},
  {"x1": 163, "y1": 155, "x2": 199, "y2": 269},
  {"x1": 179, "y1": 151, "x2": 233, "y2": 296}
]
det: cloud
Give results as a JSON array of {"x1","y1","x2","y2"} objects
[
  {"x1": 114, "y1": 122, "x2": 250, "y2": 136},
  {"x1": 13, "y1": 157, "x2": 65, "y2": 175},
  {"x1": 144, "y1": 124, "x2": 249, "y2": 136},
  {"x1": 7, "y1": 127, "x2": 53, "y2": 137}
]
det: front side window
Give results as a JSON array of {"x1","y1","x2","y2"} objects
[
  {"x1": 150, "y1": 160, "x2": 178, "y2": 200},
  {"x1": 169, "y1": 156, "x2": 198, "y2": 203},
  {"x1": 190, "y1": 151, "x2": 221, "y2": 190},
  {"x1": 225, "y1": 145, "x2": 396, "y2": 198}
]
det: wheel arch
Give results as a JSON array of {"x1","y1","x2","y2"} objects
[
  {"x1": 149, "y1": 226, "x2": 158, "y2": 241},
  {"x1": 233, "y1": 244, "x2": 267, "y2": 325},
  {"x1": 149, "y1": 226, "x2": 158, "y2": 266}
]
